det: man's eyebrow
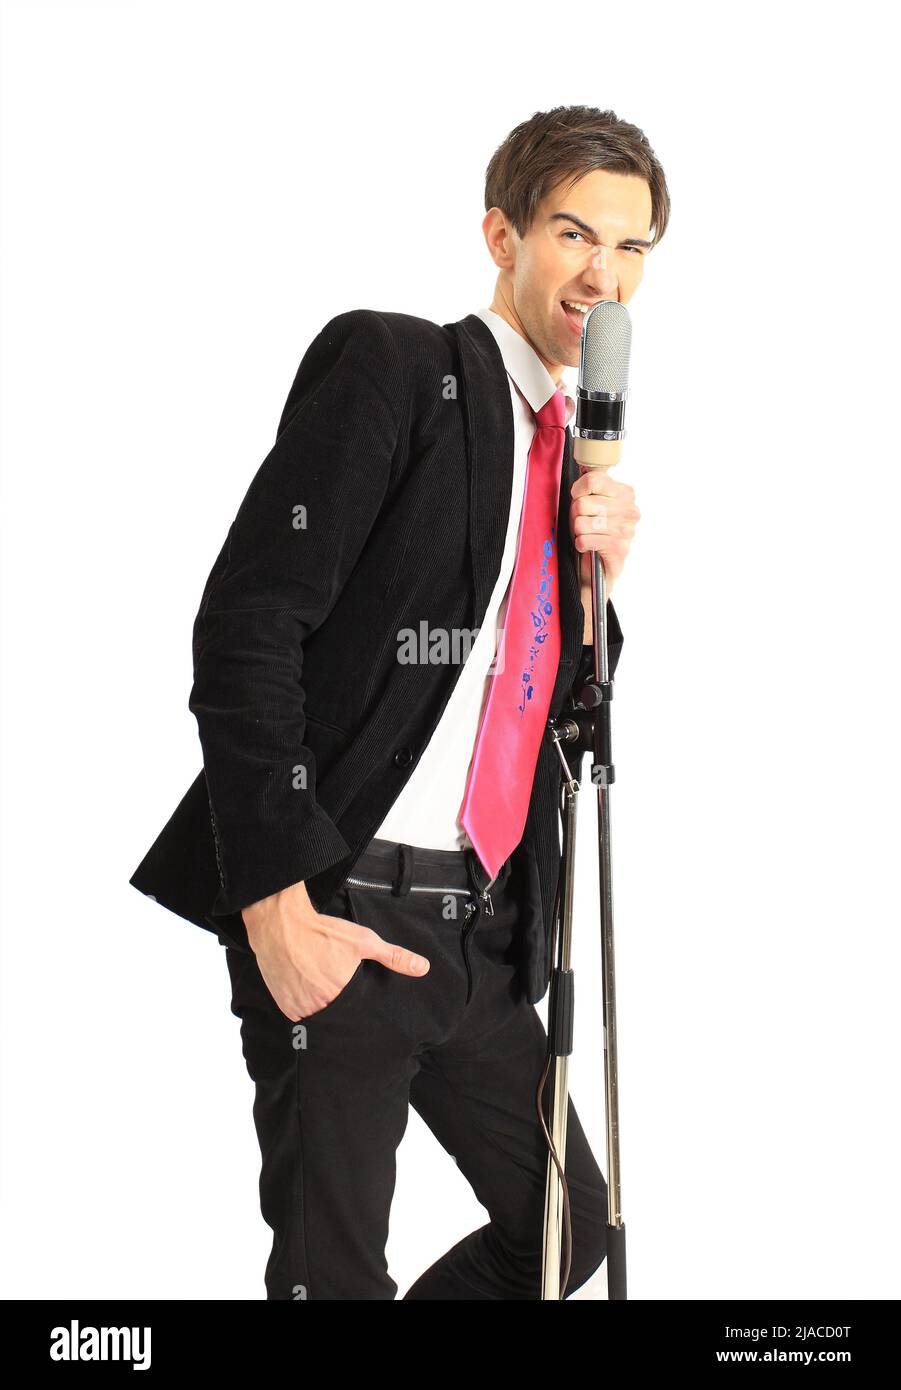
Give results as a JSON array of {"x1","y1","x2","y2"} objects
[{"x1": 549, "y1": 211, "x2": 653, "y2": 249}]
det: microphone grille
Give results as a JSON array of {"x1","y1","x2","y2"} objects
[{"x1": 580, "y1": 301, "x2": 632, "y2": 394}]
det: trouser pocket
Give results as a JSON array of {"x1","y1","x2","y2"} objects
[
  {"x1": 341, "y1": 878, "x2": 476, "y2": 1032},
  {"x1": 299, "y1": 884, "x2": 369, "y2": 1022}
]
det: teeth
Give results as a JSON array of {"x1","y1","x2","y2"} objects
[{"x1": 563, "y1": 300, "x2": 592, "y2": 314}]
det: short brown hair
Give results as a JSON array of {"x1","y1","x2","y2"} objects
[{"x1": 484, "y1": 105, "x2": 670, "y2": 249}]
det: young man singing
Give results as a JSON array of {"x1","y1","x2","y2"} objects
[{"x1": 131, "y1": 103, "x2": 670, "y2": 1299}]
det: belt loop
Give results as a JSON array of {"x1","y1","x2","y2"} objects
[{"x1": 392, "y1": 842, "x2": 415, "y2": 897}]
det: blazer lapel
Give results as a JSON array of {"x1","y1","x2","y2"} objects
[
  {"x1": 450, "y1": 313, "x2": 514, "y2": 628},
  {"x1": 449, "y1": 313, "x2": 582, "y2": 671}
]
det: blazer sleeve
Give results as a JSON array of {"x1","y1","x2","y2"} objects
[{"x1": 189, "y1": 309, "x2": 404, "y2": 917}]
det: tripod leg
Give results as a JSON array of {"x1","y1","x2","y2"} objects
[
  {"x1": 541, "y1": 1029, "x2": 572, "y2": 1298},
  {"x1": 590, "y1": 549, "x2": 628, "y2": 1301},
  {"x1": 541, "y1": 772, "x2": 579, "y2": 1299}
]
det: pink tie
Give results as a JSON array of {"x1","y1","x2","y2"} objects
[{"x1": 459, "y1": 389, "x2": 568, "y2": 880}]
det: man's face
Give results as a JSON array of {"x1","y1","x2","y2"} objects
[{"x1": 484, "y1": 168, "x2": 654, "y2": 380}]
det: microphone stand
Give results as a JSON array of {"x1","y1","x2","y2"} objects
[{"x1": 539, "y1": 542, "x2": 627, "y2": 1302}]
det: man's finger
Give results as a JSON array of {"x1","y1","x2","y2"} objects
[
  {"x1": 572, "y1": 472, "x2": 615, "y2": 497},
  {"x1": 369, "y1": 937, "x2": 430, "y2": 977},
  {"x1": 572, "y1": 473, "x2": 637, "y2": 504}
]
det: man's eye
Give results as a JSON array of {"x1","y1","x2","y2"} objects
[{"x1": 562, "y1": 232, "x2": 644, "y2": 255}]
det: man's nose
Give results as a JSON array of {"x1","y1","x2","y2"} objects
[{"x1": 583, "y1": 244, "x2": 618, "y2": 296}]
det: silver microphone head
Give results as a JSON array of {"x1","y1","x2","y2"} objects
[{"x1": 579, "y1": 300, "x2": 632, "y2": 395}]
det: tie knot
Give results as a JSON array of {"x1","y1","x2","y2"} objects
[{"x1": 535, "y1": 388, "x2": 567, "y2": 431}]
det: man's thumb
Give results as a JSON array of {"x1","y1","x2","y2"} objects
[{"x1": 377, "y1": 940, "x2": 430, "y2": 977}]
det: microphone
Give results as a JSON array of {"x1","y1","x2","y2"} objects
[
  {"x1": 571, "y1": 299, "x2": 633, "y2": 686},
  {"x1": 572, "y1": 299, "x2": 632, "y2": 475}
]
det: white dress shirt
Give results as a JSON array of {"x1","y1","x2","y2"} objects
[{"x1": 371, "y1": 307, "x2": 576, "y2": 853}]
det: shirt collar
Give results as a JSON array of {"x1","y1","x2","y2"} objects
[{"x1": 473, "y1": 307, "x2": 576, "y2": 426}]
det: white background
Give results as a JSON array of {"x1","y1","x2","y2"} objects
[{"x1": 1, "y1": 0, "x2": 898, "y2": 1301}]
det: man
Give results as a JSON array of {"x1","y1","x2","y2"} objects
[{"x1": 130, "y1": 104, "x2": 670, "y2": 1299}]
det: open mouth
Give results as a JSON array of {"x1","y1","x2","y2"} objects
[{"x1": 560, "y1": 299, "x2": 591, "y2": 334}]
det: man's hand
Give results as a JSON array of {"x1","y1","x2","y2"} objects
[
  {"x1": 569, "y1": 471, "x2": 641, "y2": 641},
  {"x1": 240, "y1": 881, "x2": 430, "y2": 1022}
]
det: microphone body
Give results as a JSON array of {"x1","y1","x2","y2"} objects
[{"x1": 572, "y1": 299, "x2": 632, "y2": 476}]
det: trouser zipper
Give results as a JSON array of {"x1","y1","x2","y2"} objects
[
  {"x1": 345, "y1": 865, "x2": 501, "y2": 911},
  {"x1": 461, "y1": 900, "x2": 478, "y2": 1004},
  {"x1": 478, "y1": 870, "x2": 499, "y2": 917},
  {"x1": 344, "y1": 875, "x2": 473, "y2": 896}
]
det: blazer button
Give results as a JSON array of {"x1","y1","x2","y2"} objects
[{"x1": 392, "y1": 747, "x2": 413, "y2": 767}]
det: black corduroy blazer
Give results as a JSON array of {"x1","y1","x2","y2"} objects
[{"x1": 129, "y1": 308, "x2": 623, "y2": 1003}]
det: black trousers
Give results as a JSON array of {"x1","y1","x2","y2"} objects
[{"x1": 223, "y1": 835, "x2": 609, "y2": 1299}]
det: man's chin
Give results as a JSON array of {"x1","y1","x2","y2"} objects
[
  {"x1": 552, "y1": 342, "x2": 580, "y2": 371},
  {"x1": 548, "y1": 330, "x2": 580, "y2": 365},
  {"x1": 532, "y1": 326, "x2": 578, "y2": 376}
]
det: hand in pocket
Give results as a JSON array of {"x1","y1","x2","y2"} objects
[{"x1": 240, "y1": 880, "x2": 431, "y2": 1021}]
